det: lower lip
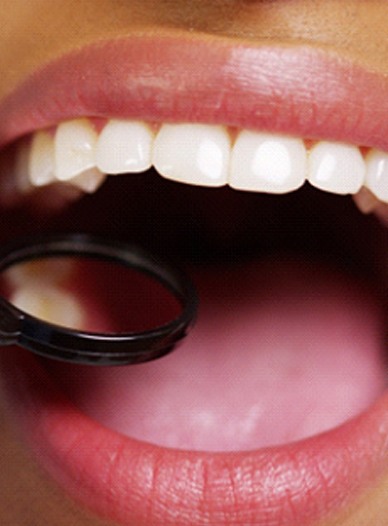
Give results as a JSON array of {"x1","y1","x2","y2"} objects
[{"x1": 2, "y1": 349, "x2": 388, "y2": 525}]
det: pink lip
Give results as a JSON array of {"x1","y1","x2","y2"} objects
[
  {"x1": 3, "y1": 350, "x2": 388, "y2": 525},
  {"x1": 1, "y1": 34, "x2": 388, "y2": 525},
  {"x1": 1, "y1": 34, "x2": 388, "y2": 150}
]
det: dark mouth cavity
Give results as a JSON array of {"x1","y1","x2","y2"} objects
[
  {"x1": 2, "y1": 165, "x2": 388, "y2": 450},
  {"x1": 1, "y1": 166, "x2": 387, "y2": 313},
  {"x1": 1, "y1": 162, "x2": 387, "y2": 351}
]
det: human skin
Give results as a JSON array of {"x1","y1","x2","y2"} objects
[{"x1": 1, "y1": 1, "x2": 388, "y2": 525}]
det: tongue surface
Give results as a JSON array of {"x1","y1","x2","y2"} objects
[{"x1": 48, "y1": 258, "x2": 387, "y2": 451}]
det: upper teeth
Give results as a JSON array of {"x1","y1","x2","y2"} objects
[{"x1": 16, "y1": 117, "x2": 388, "y2": 206}]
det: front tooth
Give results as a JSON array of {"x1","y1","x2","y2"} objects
[
  {"x1": 364, "y1": 149, "x2": 388, "y2": 203},
  {"x1": 308, "y1": 141, "x2": 365, "y2": 194},
  {"x1": 96, "y1": 120, "x2": 154, "y2": 174},
  {"x1": 29, "y1": 130, "x2": 56, "y2": 187},
  {"x1": 229, "y1": 131, "x2": 306, "y2": 193},
  {"x1": 153, "y1": 124, "x2": 230, "y2": 186},
  {"x1": 55, "y1": 118, "x2": 98, "y2": 181}
]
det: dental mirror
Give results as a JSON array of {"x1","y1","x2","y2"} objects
[{"x1": 0, "y1": 234, "x2": 198, "y2": 365}]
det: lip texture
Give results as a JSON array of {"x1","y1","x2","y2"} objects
[
  {"x1": 2, "y1": 349, "x2": 388, "y2": 526},
  {"x1": 2, "y1": 34, "x2": 388, "y2": 151},
  {"x1": 1, "y1": 34, "x2": 388, "y2": 525}
]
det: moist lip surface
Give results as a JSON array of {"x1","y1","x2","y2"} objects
[
  {"x1": 1, "y1": 33, "x2": 388, "y2": 526},
  {"x1": 2, "y1": 34, "x2": 388, "y2": 150}
]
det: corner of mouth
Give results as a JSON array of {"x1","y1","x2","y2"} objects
[{"x1": 1, "y1": 32, "x2": 388, "y2": 526}]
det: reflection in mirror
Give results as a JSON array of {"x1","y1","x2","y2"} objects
[{"x1": 0, "y1": 256, "x2": 181, "y2": 334}]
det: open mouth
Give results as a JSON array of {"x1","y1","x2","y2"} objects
[{"x1": 1, "y1": 34, "x2": 388, "y2": 526}]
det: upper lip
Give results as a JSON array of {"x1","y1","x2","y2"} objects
[
  {"x1": 2, "y1": 32, "x2": 388, "y2": 526},
  {"x1": 1, "y1": 32, "x2": 388, "y2": 150}
]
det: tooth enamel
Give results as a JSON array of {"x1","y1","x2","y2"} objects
[
  {"x1": 68, "y1": 167, "x2": 106, "y2": 193},
  {"x1": 229, "y1": 131, "x2": 306, "y2": 193},
  {"x1": 96, "y1": 120, "x2": 154, "y2": 174},
  {"x1": 28, "y1": 116, "x2": 384, "y2": 206},
  {"x1": 307, "y1": 141, "x2": 365, "y2": 195},
  {"x1": 55, "y1": 118, "x2": 98, "y2": 181},
  {"x1": 153, "y1": 124, "x2": 230, "y2": 186},
  {"x1": 10, "y1": 285, "x2": 84, "y2": 329},
  {"x1": 29, "y1": 130, "x2": 56, "y2": 187},
  {"x1": 365, "y1": 149, "x2": 388, "y2": 203}
]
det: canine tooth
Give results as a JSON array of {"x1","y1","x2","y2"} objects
[
  {"x1": 55, "y1": 118, "x2": 98, "y2": 181},
  {"x1": 10, "y1": 285, "x2": 84, "y2": 329},
  {"x1": 308, "y1": 141, "x2": 365, "y2": 195},
  {"x1": 365, "y1": 149, "x2": 388, "y2": 203},
  {"x1": 96, "y1": 120, "x2": 153, "y2": 174},
  {"x1": 68, "y1": 168, "x2": 106, "y2": 193},
  {"x1": 229, "y1": 131, "x2": 306, "y2": 193},
  {"x1": 29, "y1": 131, "x2": 56, "y2": 187},
  {"x1": 153, "y1": 124, "x2": 230, "y2": 186}
]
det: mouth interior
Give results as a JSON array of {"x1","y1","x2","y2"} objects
[{"x1": 4, "y1": 168, "x2": 388, "y2": 452}]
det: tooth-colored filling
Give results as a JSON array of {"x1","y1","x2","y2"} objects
[{"x1": 8, "y1": 117, "x2": 388, "y2": 209}]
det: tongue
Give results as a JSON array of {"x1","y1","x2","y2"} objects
[{"x1": 47, "y1": 257, "x2": 387, "y2": 451}]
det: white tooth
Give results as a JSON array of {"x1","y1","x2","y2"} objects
[
  {"x1": 10, "y1": 285, "x2": 84, "y2": 329},
  {"x1": 308, "y1": 141, "x2": 365, "y2": 195},
  {"x1": 153, "y1": 124, "x2": 230, "y2": 186},
  {"x1": 55, "y1": 118, "x2": 98, "y2": 181},
  {"x1": 229, "y1": 131, "x2": 306, "y2": 193},
  {"x1": 365, "y1": 149, "x2": 388, "y2": 203},
  {"x1": 29, "y1": 131, "x2": 56, "y2": 187},
  {"x1": 96, "y1": 120, "x2": 154, "y2": 174},
  {"x1": 68, "y1": 167, "x2": 106, "y2": 193}
]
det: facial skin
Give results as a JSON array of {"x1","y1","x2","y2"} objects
[{"x1": 1, "y1": 1, "x2": 388, "y2": 525}]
